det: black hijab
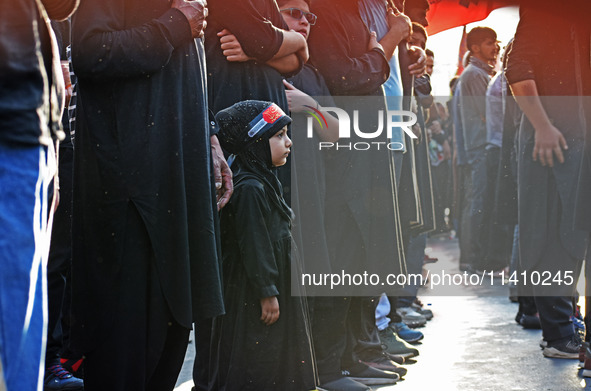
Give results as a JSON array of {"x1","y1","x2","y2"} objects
[{"x1": 216, "y1": 100, "x2": 292, "y2": 222}]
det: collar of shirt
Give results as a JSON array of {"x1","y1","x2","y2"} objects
[{"x1": 469, "y1": 56, "x2": 496, "y2": 76}]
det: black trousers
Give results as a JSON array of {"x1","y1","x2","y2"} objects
[
  {"x1": 192, "y1": 317, "x2": 213, "y2": 391},
  {"x1": 311, "y1": 296, "x2": 382, "y2": 384},
  {"x1": 83, "y1": 205, "x2": 190, "y2": 391},
  {"x1": 46, "y1": 146, "x2": 74, "y2": 362},
  {"x1": 524, "y1": 178, "x2": 583, "y2": 341}
]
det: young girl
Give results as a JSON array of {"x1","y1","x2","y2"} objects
[{"x1": 210, "y1": 100, "x2": 317, "y2": 390}]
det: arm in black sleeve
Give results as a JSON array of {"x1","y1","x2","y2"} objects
[
  {"x1": 72, "y1": 2, "x2": 193, "y2": 79},
  {"x1": 505, "y1": 6, "x2": 540, "y2": 85},
  {"x1": 233, "y1": 182, "x2": 280, "y2": 299},
  {"x1": 209, "y1": 0, "x2": 284, "y2": 63},
  {"x1": 308, "y1": 7, "x2": 389, "y2": 96}
]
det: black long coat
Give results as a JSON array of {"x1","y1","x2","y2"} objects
[{"x1": 70, "y1": 0, "x2": 223, "y2": 351}]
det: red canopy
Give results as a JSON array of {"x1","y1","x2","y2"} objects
[{"x1": 425, "y1": 0, "x2": 516, "y2": 35}]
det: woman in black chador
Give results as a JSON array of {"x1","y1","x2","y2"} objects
[{"x1": 210, "y1": 100, "x2": 317, "y2": 391}]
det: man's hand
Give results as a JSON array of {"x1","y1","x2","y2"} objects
[
  {"x1": 386, "y1": 10, "x2": 411, "y2": 42},
  {"x1": 172, "y1": 0, "x2": 207, "y2": 38},
  {"x1": 509, "y1": 80, "x2": 568, "y2": 168},
  {"x1": 260, "y1": 296, "x2": 279, "y2": 325},
  {"x1": 407, "y1": 45, "x2": 426, "y2": 76},
  {"x1": 60, "y1": 61, "x2": 72, "y2": 107},
  {"x1": 283, "y1": 80, "x2": 318, "y2": 113},
  {"x1": 429, "y1": 120, "x2": 443, "y2": 135},
  {"x1": 218, "y1": 29, "x2": 253, "y2": 62},
  {"x1": 211, "y1": 135, "x2": 233, "y2": 210},
  {"x1": 533, "y1": 123, "x2": 568, "y2": 167}
]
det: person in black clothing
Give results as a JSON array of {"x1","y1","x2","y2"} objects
[
  {"x1": 44, "y1": 19, "x2": 84, "y2": 391},
  {"x1": 70, "y1": 1, "x2": 230, "y2": 389},
  {"x1": 206, "y1": 0, "x2": 308, "y2": 115},
  {"x1": 211, "y1": 100, "x2": 317, "y2": 391},
  {"x1": 505, "y1": 0, "x2": 590, "y2": 359},
  {"x1": 194, "y1": 3, "x2": 308, "y2": 389},
  {"x1": 306, "y1": 0, "x2": 420, "y2": 388}
]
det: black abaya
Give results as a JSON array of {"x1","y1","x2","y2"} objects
[{"x1": 210, "y1": 173, "x2": 316, "y2": 391}]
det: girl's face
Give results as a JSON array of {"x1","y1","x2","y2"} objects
[{"x1": 269, "y1": 126, "x2": 292, "y2": 167}]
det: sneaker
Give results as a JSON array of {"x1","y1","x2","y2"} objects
[
  {"x1": 543, "y1": 336, "x2": 581, "y2": 359},
  {"x1": 342, "y1": 363, "x2": 399, "y2": 385},
  {"x1": 519, "y1": 313, "x2": 542, "y2": 329},
  {"x1": 396, "y1": 307, "x2": 427, "y2": 328},
  {"x1": 417, "y1": 308, "x2": 433, "y2": 320},
  {"x1": 320, "y1": 377, "x2": 372, "y2": 391},
  {"x1": 411, "y1": 301, "x2": 433, "y2": 320},
  {"x1": 44, "y1": 363, "x2": 84, "y2": 391},
  {"x1": 378, "y1": 327, "x2": 419, "y2": 358},
  {"x1": 391, "y1": 322, "x2": 424, "y2": 343},
  {"x1": 382, "y1": 352, "x2": 405, "y2": 365},
  {"x1": 540, "y1": 338, "x2": 548, "y2": 349},
  {"x1": 358, "y1": 355, "x2": 407, "y2": 378},
  {"x1": 60, "y1": 357, "x2": 84, "y2": 379}
]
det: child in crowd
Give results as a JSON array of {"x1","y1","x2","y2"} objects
[{"x1": 210, "y1": 100, "x2": 317, "y2": 390}]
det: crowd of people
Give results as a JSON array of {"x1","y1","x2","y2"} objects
[{"x1": 1, "y1": 0, "x2": 590, "y2": 390}]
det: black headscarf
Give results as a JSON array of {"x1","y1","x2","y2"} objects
[{"x1": 216, "y1": 100, "x2": 292, "y2": 222}]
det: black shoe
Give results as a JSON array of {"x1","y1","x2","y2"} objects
[
  {"x1": 543, "y1": 336, "x2": 581, "y2": 359},
  {"x1": 44, "y1": 364, "x2": 84, "y2": 390},
  {"x1": 320, "y1": 377, "x2": 372, "y2": 391},
  {"x1": 358, "y1": 355, "x2": 407, "y2": 378},
  {"x1": 382, "y1": 351, "x2": 405, "y2": 364},
  {"x1": 342, "y1": 363, "x2": 399, "y2": 385},
  {"x1": 519, "y1": 313, "x2": 541, "y2": 329},
  {"x1": 514, "y1": 310, "x2": 522, "y2": 324}
]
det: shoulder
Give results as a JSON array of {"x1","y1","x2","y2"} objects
[
  {"x1": 460, "y1": 66, "x2": 488, "y2": 88},
  {"x1": 234, "y1": 177, "x2": 266, "y2": 197},
  {"x1": 460, "y1": 65, "x2": 478, "y2": 79},
  {"x1": 232, "y1": 177, "x2": 271, "y2": 209}
]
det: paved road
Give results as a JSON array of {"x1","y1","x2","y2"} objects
[{"x1": 175, "y1": 235, "x2": 591, "y2": 391}]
